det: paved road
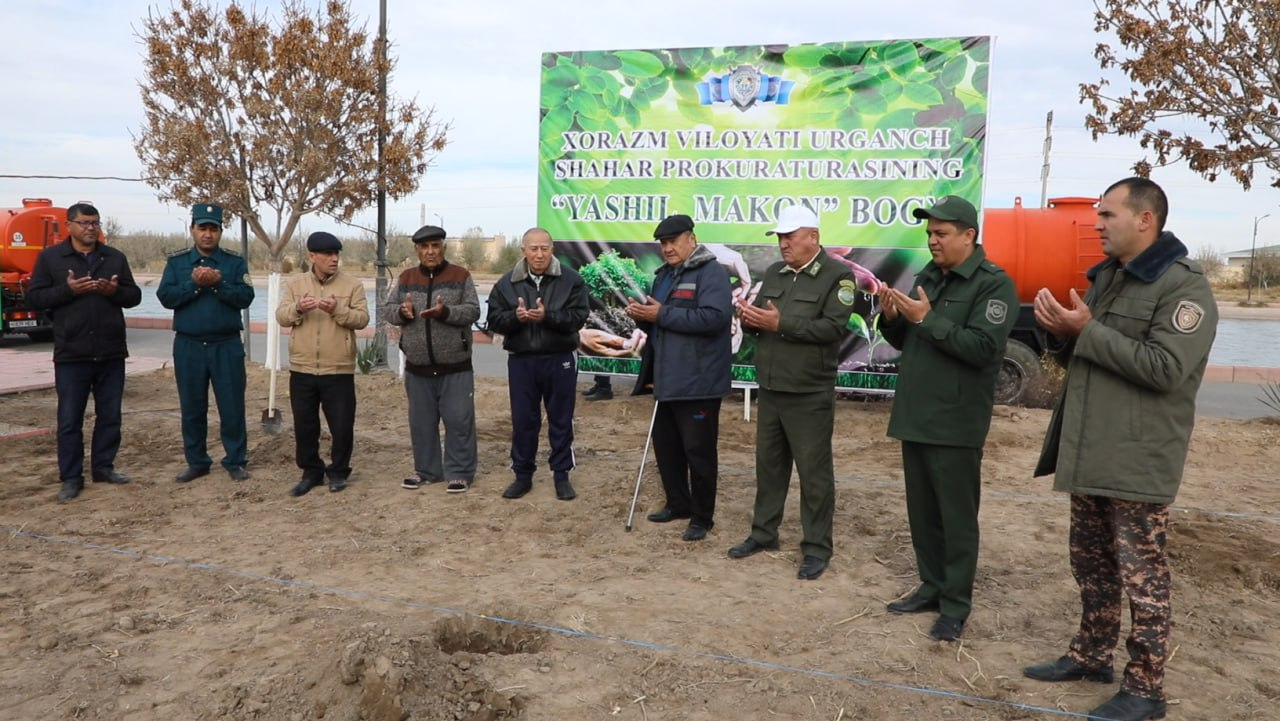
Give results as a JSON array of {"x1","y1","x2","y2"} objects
[{"x1": 2, "y1": 328, "x2": 1270, "y2": 420}]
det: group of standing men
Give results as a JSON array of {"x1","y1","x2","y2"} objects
[{"x1": 26, "y1": 177, "x2": 1215, "y2": 721}]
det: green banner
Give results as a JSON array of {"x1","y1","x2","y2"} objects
[
  {"x1": 537, "y1": 38, "x2": 990, "y2": 244},
  {"x1": 536, "y1": 38, "x2": 990, "y2": 391}
]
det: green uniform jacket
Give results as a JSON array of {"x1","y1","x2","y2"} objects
[
  {"x1": 751, "y1": 248, "x2": 855, "y2": 392},
  {"x1": 157, "y1": 247, "x2": 254, "y2": 338},
  {"x1": 883, "y1": 246, "x2": 1018, "y2": 449},
  {"x1": 1034, "y1": 231, "x2": 1217, "y2": 504}
]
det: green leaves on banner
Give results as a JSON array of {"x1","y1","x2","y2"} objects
[
  {"x1": 613, "y1": 50, "x2": 665, "y2": 78},
  {"x1": 881, "y1": 41, "x2": 921, "y2": 74},
  {"x1": 783, "y1": 44, "x2": 834, "y2": 68}
]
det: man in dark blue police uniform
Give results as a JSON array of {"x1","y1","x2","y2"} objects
[{"x1": 158, "y1": 203, "x2": 255, "y2": 482}]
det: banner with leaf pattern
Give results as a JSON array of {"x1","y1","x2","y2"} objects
[{"x1": 536, "y1": 38, "x2": 991, "y2": 390}]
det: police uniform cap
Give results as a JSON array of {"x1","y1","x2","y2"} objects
[
  {"x1": 412, "y1": 225, "x2": 447, "y2": 243},
  {"x1": 653, "y1": 214, "x2": 694, "y2": 240},
  {"x1": 306, "y1": 231, "x2": 343, "y2": 252},
  {"x1": 192, "y1": 203, "x2": 224, "y2": 226},
  {"x1": 912, "y1": 195, "x2": 980, "y2": 230}
]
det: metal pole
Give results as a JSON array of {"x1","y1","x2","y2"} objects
[
  {"x1": 1248, "y1": 214, "x2": 1269, "y2": 305},
  {"x1": 372, "y1": 0, "x2": 389, "y2": 367},
  {"x1": 624, "y1": 402, "x2": 661, "y2": 532},
  {"x1": 1039, "y1": 110, "x2": 1053, "y2": 208},
  {"x1": 241, "y1": 215, "x2": 251, "y2": 360}
]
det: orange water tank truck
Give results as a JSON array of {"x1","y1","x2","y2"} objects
[
  {"x1": 981, "y1": 195, "x2": 1106, "y2": 403},
  {"x1": 1, "y1": 198, "x2": 69, "y2": 341}
]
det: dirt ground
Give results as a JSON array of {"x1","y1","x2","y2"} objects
[{"x1": 1, "y1": 367, "x2": 1278, "y2": 721}]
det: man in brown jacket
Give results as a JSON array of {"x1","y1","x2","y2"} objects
[{"x1": 275, "y1": 232, "x2": 370, "y2": 496}]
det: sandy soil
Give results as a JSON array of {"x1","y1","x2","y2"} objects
[{"x1": 1, "y1": 368, "x2": 1278, "y2": 720}]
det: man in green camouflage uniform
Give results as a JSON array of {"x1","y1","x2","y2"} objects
[
  {"x1": 1023, "y1": 178, "x2": 1217, "y2": 721},
  {"x1": 877, "y1": 196, "x2": 1018, "y2": 642},
  {"x1": 726, "y1": 205, "x2": 854, "y2": 582}
]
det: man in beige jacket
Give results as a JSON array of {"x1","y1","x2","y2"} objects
[{"x1": 275, "y1": 232, "x2": 370, "y2": 496}]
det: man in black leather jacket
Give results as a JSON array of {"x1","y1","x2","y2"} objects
[{"x1": 487, "y1": 228, "x2": 590, "y2": 501}]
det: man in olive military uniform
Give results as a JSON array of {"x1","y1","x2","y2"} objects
[
  {"x1": 726, "y1": 205, "x2": 854, "y2": 581},
  {"x1": 876, "y1": 195, "x2": 1018, "y2": 642},
  {"x1": 1023, "y1": 178, "x2": 1217, "y2": 721},
  {"x1": 158, "y1": 203, "x2": 255, "y2": 482}
]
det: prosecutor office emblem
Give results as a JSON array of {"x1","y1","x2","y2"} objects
[
  {"x1": 837, "y1": 279, "x2": 857, "y2": 306},
  {"x1": 985, "y1": 299, "x2": 1008, "y2": 324},
  {"x1": 729, "y1": 65, "x2": 763, "y2": 111},
  {"x1": 1172, "y1": 300, "x2": 1205, "y2": 333}
]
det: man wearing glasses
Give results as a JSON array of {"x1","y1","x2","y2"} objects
[
  {"x1": 27, "y1": 203, "x2": 142, "y2": 502},
  {"x1": 158, "y1": 204, "x2": 255, "y2": 483}
]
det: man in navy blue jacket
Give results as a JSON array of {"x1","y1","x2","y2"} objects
[
  {"x1": 627, "y1": 215, "x2": 733, "y2": 541},
  {"x1": 26, "y1": 203, "x2": 142, "y2": 502},
  {"x1": 487, "y1": 228, "x2": 590, "y2": 501}
]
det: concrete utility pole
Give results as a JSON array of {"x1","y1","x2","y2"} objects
[
  {"x1": 1248, "y1": 214, "x2": 1270, "y2": 306},
  {"x1": 1039, "y1": 111, "x2": 1053, "y2": 208},
  {"x1": 372, "y1": 0, "x2": 389, "y2": 367}
]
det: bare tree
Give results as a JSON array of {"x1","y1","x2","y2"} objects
[
  {"x1": 1082, "y1": 1, "x2": 1280, "y2": 189},
  {"x1": 134, "y1": 0, "x2": 448, "y2": 269},
  {"x1": 1192, "y1": 244, "x2": 1223, "y2": 281}
]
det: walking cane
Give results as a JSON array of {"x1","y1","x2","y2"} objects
[{"x1": 624, "y1": 401, "x2": 660, "y2": 532}]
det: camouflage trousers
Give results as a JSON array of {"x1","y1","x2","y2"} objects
[{"x1": 1066, "y1": 493, "x2": 1171, "y2": 701}]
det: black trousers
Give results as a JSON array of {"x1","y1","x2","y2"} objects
[
  {"x1": 507, "y1": 353, "x2": 577, "y2": 480},
  {"x1": 652, "y1": 398, "x2": 721, "y2": 528},
  {"x1": 54, "y1": 359, "x2": 125, "y2": 482},
  {"x1": 289, "y1": 372, "x2": 356, "y2": 482}
]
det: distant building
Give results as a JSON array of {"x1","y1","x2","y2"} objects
[{"x1": 1225, "y1": 244, "x2": 1280, "y2": 269}]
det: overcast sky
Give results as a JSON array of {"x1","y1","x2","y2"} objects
[{"x1": 1, "y1": 0, "x2": 1273, "y2": 255}]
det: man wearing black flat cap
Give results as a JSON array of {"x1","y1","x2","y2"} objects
[
  {"x1": 626, "y1": 214, "x2": 733, "y2": 541},
  {"x1": 158, "y1": 203, "x2": 255, "y2": 484},
  {"x1": 276, "y1": 231, "x2": 370, "y2": 496},
  {"x1": 876, "y1": 194, "x2": 1017, "y2": 642},
  {"x1": 381, "y1": 225, "x2": 481, "y2": 493}
]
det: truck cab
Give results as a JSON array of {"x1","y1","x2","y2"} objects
[{"x1": 1, "y1": 198, "x2": 68, "y2": 342}]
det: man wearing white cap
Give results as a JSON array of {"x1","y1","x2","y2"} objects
[{"x1": 726, "y1": 205, "x2": 856, "y2": 581}]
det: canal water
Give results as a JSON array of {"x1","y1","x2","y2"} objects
[{"x1": 124, "y1": 287, "x2": 1277, "y2": 368}]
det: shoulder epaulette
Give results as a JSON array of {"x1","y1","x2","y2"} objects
[
  {"x1": 220, "y1": 248, "x2": 241, "y2": 257},
  {"x1": 167, "y1": 248, "x2": 191, "y2": 258}
]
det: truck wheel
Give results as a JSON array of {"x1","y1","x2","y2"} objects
[
  {"x1": 995, "y1": 339, "x2": 1043, "y2": 406},
  {"x1": 26, "y1": 330, "x2": 54, "y2": 343}
]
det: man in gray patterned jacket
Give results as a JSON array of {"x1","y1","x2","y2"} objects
[{"x1": 382, "y1": 225, "x2": 481, "y2": 492}]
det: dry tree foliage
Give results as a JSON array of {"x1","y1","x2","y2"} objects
[
  {"x1": 134, "y1": 0, "x2": 449, "y2": 268},
  {"x1": 1082, "y1": 0, "x2": 1280, "y2": 190}
]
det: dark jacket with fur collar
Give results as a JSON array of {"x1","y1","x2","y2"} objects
[
  {"x1": 1035, "y1": 231, "x2": 1218, "y2": 504},
  {"x1": 631, "y1": 244, "x2": 733, "y2": 401}
]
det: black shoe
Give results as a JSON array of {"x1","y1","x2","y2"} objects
[
  {"x1": 584, "y1": 388, "x2": 613, "y2": 401},
  {"x1": 887, "y1": 593, "x2": 941, "y2": 614},
  {"x1": 57, "y1": 480, "x2": 83, "y2": 502},
  {"x1": 92, "y1": 470, "x2": 129, "y2": 484},
  {"x1": 647, "y1": 507, "x2": 691, "y2": 523},
  {"x1": 290, "y1": 479, "x2": 319, "y2": 497},
  {"x1": 797, "y1": 555, "x2": 828, "y2": 580},
  {"x1": 583, "y1": 384, "x2": 611, "y2": 398},
  {"x1": 554, "y1": 479, "x2": 576, "y2": 500},
  {"x1": 175, "y1": 466, "x2": 210, "y2": 483},
  {"x1": 682, "y1": 523, "x2": 709, "y2": 542},
  {"x1": 329, "y1": 477, "x2": 348, "y2": 493},
  {"x1": 1022, "y1": 656, "x2": 1115, "y2": 684},
  {"x1": 727, "y1": 537, "x2": 778, "y2": 559},
  {"x1": 502, "y1": 479, "x2": 532, "y2": 499},
  {"x1": 929, "y1": 616, "x2": 965, "y2": 641},
  {"x1": 227, "y1": 466, "x2": 250, "y2": 481},
  {"x1": 1087, "y1": 691, "x2": 1167, "y2": 721}
]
